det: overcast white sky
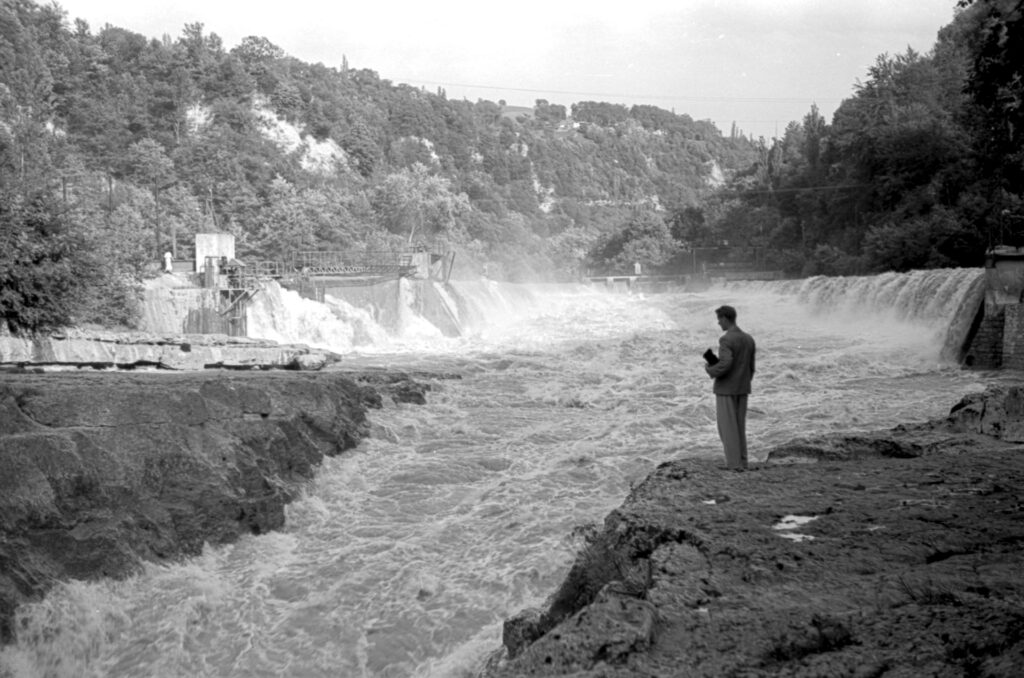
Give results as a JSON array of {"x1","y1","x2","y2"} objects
[{"x1": 56, "y1": 0, "x2": 958, "y2": 140}]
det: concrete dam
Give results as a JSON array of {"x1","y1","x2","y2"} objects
[{"x1": 133, "y1": 233, "x2": 1024, "y2": 372}]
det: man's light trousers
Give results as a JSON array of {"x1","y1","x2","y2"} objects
[{"x1": 716, "y1": 394, "x2": 748, "y2": 469}]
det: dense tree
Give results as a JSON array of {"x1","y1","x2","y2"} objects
[
  {"x1": 373, "y1": 164, "x2": 470, "y2": 245},
  {"x1": 587, "y1": 211, "x2": 678, "y2": 274},
  {"x1": 571, "y1": 101, "x2": 630, "y2": 126},
  {"x1": 534, "y1": 99, "x2": 567, "y2": 124},
  {"x1": 700, "y1": 3, "x2": 1017, "y2": 275},
  {"x1": 21, "y1": 0, "x2": 1024, "y2": 328},
  {"x1": 960, "y1": 0, "x2": 1024, "y2": 244},
  {"x1": 0, "y1": 1, "x2": 137, "y2": 329}
]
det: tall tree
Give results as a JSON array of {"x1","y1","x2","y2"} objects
[
  {"x1": 373, "y1": 163, "x2": 469, "y2": 245},
  {"x1": 961, "y1": 0, "x2": 1024, "y2": 244}
]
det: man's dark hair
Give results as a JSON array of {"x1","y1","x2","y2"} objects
[{"x1": 715, "y1": 305, "x2": 737, "y2": 322}]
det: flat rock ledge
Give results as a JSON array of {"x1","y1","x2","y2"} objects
[
  {"x1": 486, "y1": 386, "x2": 1024, "y2": 677},
  {"x1": 0, "y1": 369, "x2": 429, "y2": 644},
  {"x1": 0, "y1": 329, "x2": 340, "y2": 371}
]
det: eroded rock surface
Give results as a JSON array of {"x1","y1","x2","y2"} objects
[
  {"x1": 0, "y1": 370, "x2": 386, "y2": 643},
  {"x1": 489, "y1": 387, "x2": 1024, "y2": 677},
  {"x1": 0, "y1": 329, "x2": 340, "y2": 370}
]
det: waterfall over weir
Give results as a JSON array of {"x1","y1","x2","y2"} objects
[
  {"x1": 243, "y1": 268, "x2": 987, "y2": 364},
  {"x1": 727, "y1": 268, "x2": 987, "y2": 363},
  {"x1": 244, "y1": 278, "x2": 634, "y2": 354},
  {"x1": 778, "y1": 268, "x2": 984, "y2": 325}
]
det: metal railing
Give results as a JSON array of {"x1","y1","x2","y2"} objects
[
  {"x1": 202, "y1": 250, "x2": 444, "y2": 289},
  {"x1": 291, "y1": 251, "x2": 420, "y2": 277},
  {"x1": 293, "y1": 251, "x2": 410, "y2": 269}
]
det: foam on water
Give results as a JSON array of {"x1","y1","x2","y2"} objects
[
  {"x1": 0, "y1": 269, "x2": 997, "y2": 678},
  {"x1": 246, "y1": 280, "x2": 387, "y2": 352}
]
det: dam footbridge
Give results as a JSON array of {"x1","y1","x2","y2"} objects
[{"x1": 164, "y1": 236, "x2": 456, "y2": 337}]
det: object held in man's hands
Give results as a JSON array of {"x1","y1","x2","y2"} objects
[{"x1": 703, "y1": 348, "x2": 719, "y2": 365}]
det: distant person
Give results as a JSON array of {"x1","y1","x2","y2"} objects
[
  {"x1": 704, "y1": 305, "x2": 756, "y2": 470},
  {"x1": 163, "y1": 251, "x2": 173, "y2": 273}
]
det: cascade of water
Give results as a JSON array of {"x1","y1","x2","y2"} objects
[
  {"x1": 742, "y1": 268, "x2": 986, "y2": 360},
  {"x1": 246, "y1": 269, "x2": 984, "y2": 361},
  {"x1": 776, "y1": 268, "x2": 984, "y2": 322},
  {"x1": 246, "y1": 281, "x2": 389, "y2": 351},
  {"x1": 442, "y1": 279, "x2": 544, "y2": 332}
]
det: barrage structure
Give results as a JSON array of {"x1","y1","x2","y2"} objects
[{"x1": 177, "y1": 233, "x2": 456, "y2": 336}]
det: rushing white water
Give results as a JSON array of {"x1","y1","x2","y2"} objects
[{"x1": 0, "y1": 268, "x2": 1003, "y2": 678}]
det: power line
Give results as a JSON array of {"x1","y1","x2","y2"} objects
[{"x1": 392, "y1": 77, "x2": 843, "y2": 105}]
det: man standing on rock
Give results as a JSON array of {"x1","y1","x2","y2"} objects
[{"x1": 705, "y1": 305, "x2": 756, "y2": 470}]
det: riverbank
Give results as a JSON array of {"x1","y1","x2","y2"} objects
[
  {"x1": 488, "y1": 386, "x2": 1024, "y2": 677},
  {"x1": 0, "y1": 369, "x2": 435, "y2": 644}
]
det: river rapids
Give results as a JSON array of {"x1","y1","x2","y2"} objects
[{"x1": 0, "y1": 268, "x2": 1003, "y2": 678}]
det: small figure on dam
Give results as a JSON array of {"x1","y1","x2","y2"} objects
[{"x1": 704, "y1": 305, "x2": 757, "y2": 470}]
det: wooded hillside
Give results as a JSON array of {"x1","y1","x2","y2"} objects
[
  {"x1": 0, "y1": 0, "x2": 759, "y2": 330},
  {"x1": 704, "y1": 0, "x2": 1024, "y2": 276},
  {"x1": 2, "y1": 0, "x2": 1021, "y2": 331}
]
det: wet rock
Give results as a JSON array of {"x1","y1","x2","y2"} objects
[
  {"x1": 944, "y1": 385, "x2": 1024, "y2": 442},
  {"x1": 487, "y1": 386, "x2": 1024, "y2": 676},
  {"x1": 342, "y1": 369, "x2": 461, "y2": 405},
  {"x1": 503, "y1": 607, "x2": 552, "y2": 659},
  {"x1": 288, "y1": 352, "x2": 331, "y2": 371},
  {"x1": 507, "y1": 587, "x2": 658, "y2": 676},
  {"x1": 768, "y1": 434, "x2": 922, "y2": 461},
  {"x1": 0, "y1": 370, "x2": 400, "y2": 643}
]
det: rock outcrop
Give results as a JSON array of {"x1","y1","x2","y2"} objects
[
  {"x1": 0, "y1": 329, "x2": 340, "y2": 371},
  {"x1": 488, "y1": 387, "x2": 1024, "y2": 677},
  {"x1": 0, "y1": 370, "x2": 394, "y2": 643}
]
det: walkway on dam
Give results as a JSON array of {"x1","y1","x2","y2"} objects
[{"x1": 210, "y1": 250, "x2": 441, "y2": 291}]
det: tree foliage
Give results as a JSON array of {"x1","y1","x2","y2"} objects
[
  {"x1": 4, "y1": 0, "x2": 1021, "y2": 330},
  {"x1": 686, "y1": 0, "x2": 1023, "y2": 275},
  {"x1": 589, "y1": 211, "x2": 679, "y2": 273}
]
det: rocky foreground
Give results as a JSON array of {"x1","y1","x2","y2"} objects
[
  {"x1": 3, "y1": 371, "x2": 1024, "y2": 675},
  {"x1": 0, "y1": 369, "x2": 432, "y2": 643},
  {"x1": 488, "y1": 387, "x2": 1024, "y2": 677}
]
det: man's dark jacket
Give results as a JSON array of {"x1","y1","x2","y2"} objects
[{"x1": 706, "y1": 326, "x2": 756, "y2": 395}]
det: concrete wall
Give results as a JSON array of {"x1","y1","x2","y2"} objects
[
  {"x1": 963, "y1": 299, "x2": 1024, "y2": 370},
  {"x1": 300, "y1": 279, "x2": 463, "y2": 338},
  {"x1": 413, "y1": 281, "x2": 462, "y2": 337},
  {"x1": 140, "y1": 277, "x2": 236, "y2": 335},
  {"x1": 316, "y1": 280, "x2": 404, "y2": 334},
  {"x1": 985, "y1": 254, "x2": 1024, "y2": 305},
  {"x1": 1003, "y1": 305, "x2": 1024, "y2": 371},
  {"x1": 964, "y1": 251, "x2": 1024, "y2": 369},
  {"x1": 964, "y1": 306, "x2": 1004, "y2": 369}
]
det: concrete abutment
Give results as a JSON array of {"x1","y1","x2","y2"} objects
[{"x1": 961, "y1": 248, "x2": 1024, "y2": 369}]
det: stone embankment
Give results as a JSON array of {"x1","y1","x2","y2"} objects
[
  {"x1": 0, "y1": 369, "x2": 433, "y2": 643},
  {"x1": 488, "y1": 387, "x2": 1024, "y2": 677},
  {"x1": 0, "y1": 329, "x2": 339, "y2": 371}
]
